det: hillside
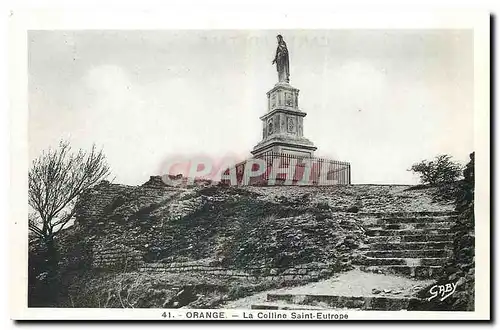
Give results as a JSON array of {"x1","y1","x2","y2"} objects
[{"x1": 36, "y1": 179, "x2": 456, "y2": 308}]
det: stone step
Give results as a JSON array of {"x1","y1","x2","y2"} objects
[
  {"x1": 365, "y1": 249, "x2": 450, "y2": 258},
  {"x1": 361, "y1": 257, "x2": 447, "y2": 267},
  {"x1": 366, "y1": 234, "x2": 453, "y2": 243},
  {"x1": 366, "y1": 222, "x2": 454, "y2": 230},
  {"x1": 359, "y1": 211, "x2": 457, "y2": 218},
  {"x1": 365, "y1": 228, "x2": 453, "y2": 237},
  {"x1": 251, "y1": 302, "x2": 330, "y2": 310},
  {"x1": 368, "y1": 241, "x2": 452, "y2": 250},
  {"x1": 266, "y1": 293, "x2": 422, "y2": 311},
  {"x1": 371, "y1": 216, "x2": 457, "y2": 224},
  {"x1": 360, "y1": 265, "x2": 444, "y2": 279}
]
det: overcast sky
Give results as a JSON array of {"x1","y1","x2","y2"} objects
[{"x1": 28, "y1": 30, "x2": 473, "y2": 185}]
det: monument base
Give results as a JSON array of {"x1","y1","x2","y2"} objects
[
  {"x1": 251, "y1": 132, "x2": 317, "y2": 158},
  {"x1": 222, "y1": 152, "x2": 351, "y2": 186}
]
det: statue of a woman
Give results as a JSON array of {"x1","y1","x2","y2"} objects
[{"x1": 272, "y1": 35, "x2": 290, "y2": 83}]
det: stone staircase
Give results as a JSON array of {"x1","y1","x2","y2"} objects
[
  {"x1": 251, "y1": 293, "x2": 421, "y2": 311},
  {"x1": 247, "y1": 211, "x2": 457, "y2": 311},
  {"x1": 358, "y1": 211, "x2": 457, "y2": 279}
]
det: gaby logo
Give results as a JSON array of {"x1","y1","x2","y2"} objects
[{"x1": 428, "y1": 282, "x2": 458, "y2": 302}]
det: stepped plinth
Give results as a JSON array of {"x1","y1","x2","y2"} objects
[{"x1": 251, "y1": 82, "x2": 317, "y2": 158}]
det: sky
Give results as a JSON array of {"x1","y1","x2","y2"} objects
[{"x1": 28, "y1": 29, "x2": 474, "y2": 185}]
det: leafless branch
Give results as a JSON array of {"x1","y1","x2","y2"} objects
[{"x1": 29, "y1": 140, "x2": 111, "y2": 244}]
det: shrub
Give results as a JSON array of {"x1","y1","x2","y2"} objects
[{"x1": 409, "y1": 154, "x2": 463, "y2": 185}]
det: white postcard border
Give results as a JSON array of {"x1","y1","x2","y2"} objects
[{"x1": 8, "y1": 8, "x2": 490, "y2": 320}]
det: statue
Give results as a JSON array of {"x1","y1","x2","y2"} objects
[
  {"x1": 267, "y1": 118, "x2": 274, "y2": 135},
  {"x1": 272, "y1": 35, "x2": 290, "y2": 83}
]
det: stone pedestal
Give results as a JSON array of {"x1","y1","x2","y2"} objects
[{"x1": 251, "y1": 82, "x2": 317, "y2": 158}]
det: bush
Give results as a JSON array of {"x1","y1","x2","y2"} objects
[{"x1": 409, "y1": 154, "x2": 463, "y2": 185}]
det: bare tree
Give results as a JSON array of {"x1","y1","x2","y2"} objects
[{"x1": 29, "y1": 140, "x2": 111, "y2": 250}]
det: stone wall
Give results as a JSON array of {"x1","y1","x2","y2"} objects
[
  {"x1": 91, "y1": 242, "x2": 143, "y2": 271},
  {"x1": 137, "y1": 262, "x2": 335, "y2": 282},
  {"x1": 75, "y1": 179, "x2": 182, "y2": 230},
  {"x1": 91, "y1": 246, "x2": 336, "y2": 282},
  {"x1": 75, "y1": 181, "x2": 136, "y2": 228}
]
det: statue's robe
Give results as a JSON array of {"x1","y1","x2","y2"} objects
[{"x1": 274, "y1": 41, "x2": 290, "y2": 83}]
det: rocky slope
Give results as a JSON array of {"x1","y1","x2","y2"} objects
[{"x1": 47, "y1": 180, "x2": 455, "y2": 308}]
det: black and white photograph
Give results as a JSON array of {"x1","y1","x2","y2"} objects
[{"x1": 8, "y1": 8, "x2": 490, "y2": 321}]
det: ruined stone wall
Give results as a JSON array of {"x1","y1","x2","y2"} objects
[
  {"x1": 92, "y1": 242, "x2": 143, "y2": 271},
  {"x1": 75, "y1": 181, "x2": 136, "y2": 228},
  {"x1": 137, "y1": 262, "x2": 336, "y2": 282},
  {"x1": 75, "y1": 178, "x2": 182, "y2": 230}
]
